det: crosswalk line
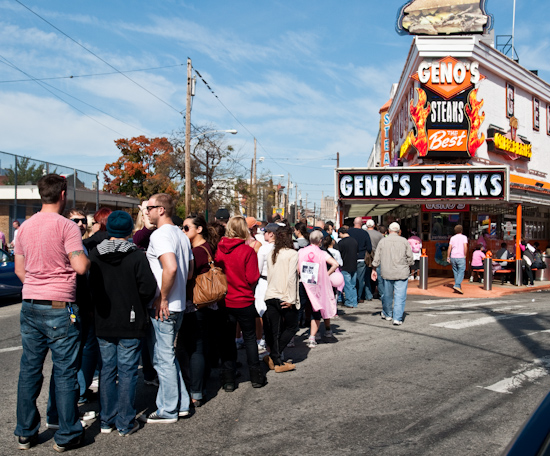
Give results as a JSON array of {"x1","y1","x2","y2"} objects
[
  {"x1": 425, "y1": 300, "x2": 515, "y2": 311},
  {"x1": 483, "y1": 356, "x2": 550, "y2": 394},
  {"x1": 425, "y1": 305, "x2": 525, "y2": 316},
  {"x1": 430, "y1": 312, "x2": 537, "y2": 330},
  {"x1": 0, "y1": 346, "x2": 22, "y2": 354}
]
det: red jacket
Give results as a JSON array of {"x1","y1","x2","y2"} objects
[{"x1": 215, "y1": 237, "x2": 260, "y2": 308}]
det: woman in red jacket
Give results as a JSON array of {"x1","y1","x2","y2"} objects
[{"x1": 215, "y1": 216, "x2": 266, "y2": 389}]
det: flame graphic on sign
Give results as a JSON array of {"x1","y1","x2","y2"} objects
[
  {"x1": 407, "y1": 88, "x2": 431, "y2": 157},
  {"x1": 465, "y1": 88, "x2": 485, "y2": 157}
]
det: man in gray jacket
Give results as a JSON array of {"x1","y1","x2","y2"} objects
[{"x1": 371, "y1": 222, "x2": 414, "y2": 326}]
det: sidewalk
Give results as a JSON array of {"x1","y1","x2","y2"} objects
[{"x1": 407, "y1": 277, "x2": 550, "y2": 298}]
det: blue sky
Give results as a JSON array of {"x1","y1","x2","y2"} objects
[{"x1": 1, "y1": 0, "x2": 549, "y2": 208}]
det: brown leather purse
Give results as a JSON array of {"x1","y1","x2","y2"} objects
[{"x1": 193, "y1": 245, "x2": 228, "y2": 309}]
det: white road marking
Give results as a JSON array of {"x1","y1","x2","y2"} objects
[
  {"x1": 416, "y1": 298, "x2": 480, "y2": 305},
  {"x1": 483, "y1": 356, "x2": 550, "y2": 394},
  {"x1": 425, "y1": 305, "x2": 525, "y2": 316},
  {"x1": 0, "y1": 346, "x2": 22, "y2": 353},
  {"x1": 425, "y1": 300, "x2": 515, "y2": 311},
  {"x1": 430, "y1": 313, "x2": 537, "y2": 330}
]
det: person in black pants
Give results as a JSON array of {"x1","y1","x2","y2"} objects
[{"x1": 262, "y1": 226, "x2": 299, "y2": 373}]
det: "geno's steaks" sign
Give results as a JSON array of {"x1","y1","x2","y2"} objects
[{"x1": 339, "y1": 168, "x2": 506, "y2": 201}]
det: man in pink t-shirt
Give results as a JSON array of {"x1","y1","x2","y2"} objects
[
  {"x1": 447, "y1": 224, "x2": 469, "y2": 294},
  {"x1": 13, "y1": 174, "x2": 90, "y2": 452}
]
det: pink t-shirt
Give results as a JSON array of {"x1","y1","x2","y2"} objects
[
  {"x1": 449, "y1": 233, "x2": 468, "y2": 259},
  {"x1": 471, "y1": 250, "x2": 485, "y2": 267},
  {"x1": 14, "y1": 212, "x2": 84, "y2": 302}
]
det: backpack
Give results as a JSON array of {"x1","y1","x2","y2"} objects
[{"x1": 193, "y1": 245, "x2": 228, "y2": 308}]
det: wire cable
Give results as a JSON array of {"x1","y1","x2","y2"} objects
[
  {"x1": 0, "y1": 54, "x2": 125, "y2": 136},
  {"x1": 13, "y1": 0, "x2": 184, "y2": 115},
  {"x1": 0, "y1": 63, "x2": 185, "y2": 84}
]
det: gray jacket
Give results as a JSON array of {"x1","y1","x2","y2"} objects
[{"x1": 371, "y1": 232, "x2": 414, "y2": 280}]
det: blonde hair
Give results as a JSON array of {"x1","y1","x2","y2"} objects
[
  {"x1": 225, "y1": 216, "x2": 249, "y2": 240},
  {"x1": 134, "y1": 208, "x2": 145, "y2": 234}
]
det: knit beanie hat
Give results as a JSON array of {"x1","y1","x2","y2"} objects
[{"x1": 106, "y1": 211, "x2": 134, "y2": 238}]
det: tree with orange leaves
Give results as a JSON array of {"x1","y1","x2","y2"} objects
[{"x1": 103, "y1": 136, "x2": 179, "y2": 198}]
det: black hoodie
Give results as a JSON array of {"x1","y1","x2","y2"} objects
[{"x1": 89, "y1": 239, "x2": 157, "y2": 339}]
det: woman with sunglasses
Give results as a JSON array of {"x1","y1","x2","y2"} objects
[{"x1": 175, "y1": 214, "x2": 220, "y2": 407}]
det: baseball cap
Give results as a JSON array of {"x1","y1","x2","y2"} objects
[
  {"x1": 264, "y1": 223, "x2": 279, "y2": 233},
  {"x1": 215, "y1": 208, "x2": 230, "y2": 221},
  {"x1": 366, "y1": 219, "x2": 375, "y2": 228},
  {"x1": 389, "y1": 222, "x2": 401, "y2": 232},
  {"x1": 246, "y1": 216, "x2": 261, "y2": 229}
]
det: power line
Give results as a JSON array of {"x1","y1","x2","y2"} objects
[
  {"x1": 0, "y1": 54, "x2": 126, "y2": 136},
  {"x1": 13, "y1": 0, "x2": 184, "y2": 116},
  {"x1": 0, "y1": 63, "x2": 185, "y2": 84},
  {"x1": 194, "y1": 68, "x2": 291, "y2": 176}
]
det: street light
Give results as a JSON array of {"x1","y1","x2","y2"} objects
[{"x1": 185, "y1": 129, "x2": 237, "y2": 219}]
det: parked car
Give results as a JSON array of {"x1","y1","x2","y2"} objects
[{"x1": 0, "y1": 249, "x2": 22, "y2": 298}]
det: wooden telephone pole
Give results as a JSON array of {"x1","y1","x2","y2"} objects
[{"x1": 184, "y1": 58, "x2": 193, "y2": 215}]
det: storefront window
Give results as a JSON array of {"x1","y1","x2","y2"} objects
[{"x1": 431, "y1": 213, "x2": 459, "y2": 240}]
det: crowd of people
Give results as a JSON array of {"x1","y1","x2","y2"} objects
[{"x1": 13, "y1": 174, "x2": 416, "y2": 452}]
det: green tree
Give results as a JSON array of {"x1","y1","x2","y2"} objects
[{"x1": 4, "y1": 157, "x2": 46, "y2": 185}]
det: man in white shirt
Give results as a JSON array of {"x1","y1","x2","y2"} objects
[{"x1": 143, "y1": 193, "x2": 194, "y2": 424}]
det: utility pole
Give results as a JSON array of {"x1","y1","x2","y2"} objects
[
  {"x1": 253, "y1": 138, "x2": 257, "y2": 218},
  {"x1": 184, "y1": 57, "x2": 193, "y2": 215},
  {"x1": 286, "y1": 174, "x2": 290, "y2": 220},
  {"x1": 204, "y1": 149, "x2": 209, "y2": 221},
  {"x1": 250, "y1": 159, "x2": 254, "y2": 217},
  {"x1": 305, "y1": 194, "x2": 308, "y2": 224},
  {"x1": 294, "y1": 183, "x2": 298, "y2": 224},
  {"x1": 313, "y1": 202, "x2": 316, "y2": 227},
  {"x1": 337, "y1": 151, "x2": 340, "y2": 168}
]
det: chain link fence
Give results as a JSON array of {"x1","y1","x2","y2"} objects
[{"x1": 0, "y1": 151, "x2": 99, "y2": 242}]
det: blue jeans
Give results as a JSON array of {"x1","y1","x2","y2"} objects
[
  {"x1": 356, "y1": 261, "x2": 373, "y2": 300},
  {"x1": 382, "y1": 279, "x2": 408, "y2": 322},
  {"x1": 149, "y1": 310, "x2": 190, "y2": 419},
  {"x1": 376, "y1": 265, "x2": 385, "y2": 302},
  {"x1": 451, "y1": 258, "x2": 466, "y2": 288},
  {"x1": 15, "y1": 301, "x2": 83, "y2": 445},
  {"x1": 342, "y1": 270, "x2": 358, "y2": 308},
  {"x1": 98, "y1": 337, "x2": 141, "y2": 433},
  {"x1": 78, "y1": 321, "x2": 99, "y2": 401}
]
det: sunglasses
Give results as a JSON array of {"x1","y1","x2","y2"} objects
[
  {"x1": 146, "y1": 205, "x2": 163, "y2": 212},
  {"x1": 183, "y1": 225, "x2": 192, "y2": 232},
  {"x1": 71, "y1": 218, "x2": 87, "y2": 225}
]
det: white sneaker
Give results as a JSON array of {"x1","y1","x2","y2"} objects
[
  {"x1": 89, "y1": 377, "x2": 99, "y2": 390},
  {"x1": 393, "y1": 320, "x2": 403, "y2": 326},
  {"x1": 381, "y1": 313, "x2": 392, "y2": 321},
  {"x1": 469, "y1": 276, "x2": 474, "y2": 283},
  {"x1": 306, "y1": 337, "x2": 317, "y2": 348},
  {"x1": 415, "y1": 276, "x2": 420, "y2": 281}
]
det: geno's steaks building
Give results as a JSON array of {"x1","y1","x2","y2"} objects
[{"x1": 337, "y1": 0, "x2": 550, "y2": 272}]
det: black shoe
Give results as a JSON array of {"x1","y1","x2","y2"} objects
[
  {"x1": 223, "y1": 382, "x2": 235, "y2": 392},
  {"x1": 53, "y1": 431, "x2": 84, "y2": 453},
  {"x1": 17, "y1": 434, "x2": 38, "y2": 450},
  {"x1": 249, "y1": 367, "x2": 267, "y2": 388}
]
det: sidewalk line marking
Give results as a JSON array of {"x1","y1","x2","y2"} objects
[
  {"x1": 482, "y1": 356, "x2": 550, "y2": 394},
  {"x1": 0, "y1": 346, "x2": 22, "y2": 353},
  {"x1": 430, "y1": 313, "x2": 537, "y2": 330}
]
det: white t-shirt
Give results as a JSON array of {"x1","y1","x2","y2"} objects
[
  {"x1": 147, "y1": 224, "x2": 194, "y2": 312},
  {"x1": 257, "y1": 242, "x2": 274, "y2": 277}
]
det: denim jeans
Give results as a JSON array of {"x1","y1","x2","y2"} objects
[
  {"x1": 342, "y1": 270, "x2": 358, "y2": 308},
  {"x1": 356, "y1": 261, "x2": 371, "y2": 300},
  {"x1": 376, "y1": 265, "x2": 385, "y2": 302},
  {"x1": 382, "y1": 279, "x2": 408, "y2": 322},
  {"x1": 451, "y1": 257, "x2": 466, "y2": 288},
  {"x1": 148, "y1": 310, "x2": 190, "y2": 419},
  {"x1": 176, "y1": 308, "x2": 211, "y2": 401},
  {"x1": 15, "y1": 301, "x2": 83, "y2": 445},
  {"x1": 98, "y1": 337, "x2": 141, "y2": 433},
  {"x1": 78, "y1": 320, "x2": 99, "y2": 400}
]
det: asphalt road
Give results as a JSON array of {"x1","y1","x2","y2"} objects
[{"x1": 1, "y1": 291, "x2": 550, "y2": 456}]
